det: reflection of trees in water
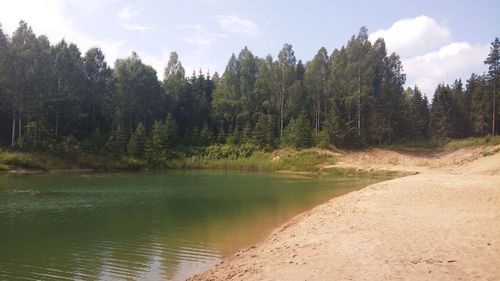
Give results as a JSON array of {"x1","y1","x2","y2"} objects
[{"x1": 0, "y1": 172, "x2": 379, "y2": 280}]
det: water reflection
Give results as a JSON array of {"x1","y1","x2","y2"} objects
[{"x1": 0, "y1": 171, "x2": 380, "y2": 280}]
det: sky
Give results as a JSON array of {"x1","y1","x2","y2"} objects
[{"x1": 0, "y1": 0, "x2": 498, "y2": 96}]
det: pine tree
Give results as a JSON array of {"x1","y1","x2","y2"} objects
[
  {"x1": 253, "y1": 114, "x2": 274, "y2": 150},
  {"x1": 145, "y1": 121, "x2": 166, "y2": 166},
  {"x1": 127, "y1": 122, "x2": 146, "y2": 158},
  {"x1": 484, "y1": 37, "x2": 500, "y2": 136},
  {"x1": 430, "y1": 84, "x2": 453, "y2": 139},
  {"x1": 305, "y1": 47, "x2": 329, "y2": 135},
  {"x1": 281, "y1": 113, "x2": 313, "y2": 148},
  {"x1": 226, "y1": 127, "x2": 240, "y2": 145},
  {"x1": 200, "y1": 123, "x2": 214, "y2": 146},
  {"x1": 467, "y1": 74, "x2": 489, "y2": 136},
  {"x1": 164, "y1": 113, "x2": 178, "y2": 147},
  {"x1": 106, "y1": 125, "x2": 127, "y2": 156}
]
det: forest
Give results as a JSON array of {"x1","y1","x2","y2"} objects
[{"x1": 0, "y1": 21, "x2": 498, "y2": 166}]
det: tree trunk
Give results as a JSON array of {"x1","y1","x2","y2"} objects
[
  {"x1": 388, "y1": 112, "x2": 392, "y2": 144},
  {"x1": 33, "y1": 118, "x2": 37, "y2": 148},
  {"x1": 357, "y1": 95, "x2": 361, "y2": 136},
  {"x1": 357, "y1": 66, "x2": 361, "y2": 136},
  {"x1": 55, "y1": 103, "x2": 59, "y2": 138},
  {"x1": 18, "y1": 107, "x2": 22, "y2": 148},
  {"x1": 280, "y1": 69, "x2": 285, "y2": 136},
  {"x1": 11, "y1": 105, "x2": 15, "y2": 149},
  {"x1": 493, "y1": 76, "x2": 497, "y2": 136},
  {"x1": 56, "y1": 76, "x2": 60, "y2": 138},
  {"x1": 92, "y1": 96, "x2": 96, "y2": 128}
]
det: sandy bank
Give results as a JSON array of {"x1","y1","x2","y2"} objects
[{"x1": 189, "y1": 146, "x2": 500, "y2": 280}]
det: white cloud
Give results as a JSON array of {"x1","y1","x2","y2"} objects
[
  {"x1": 121, "y1": 23, "x2": 157, "y2": 33},
  {"x1": 141, "y1": 50, "x2": 172, "y2": 79},
  {"x1": 0, "y1": 0, "x2": 127, "y2": 65},
  {"x1": 370, "y1": 15, "x2": 489, "y2": 96},
  {"x1": 404, "y1": 42, "x2": 489, "y2": 94},
  {"x1": 116, "y1": 5, "x2": 158, "y2": 33},
  {"x1": 369, "y1": 15, "x2": 451, "y2": 58},
  {"x1": 117, "y1": 5, "x2": 139, "y2": 21},
  {"x1": 69, "y1": 0, "x2": 117, "y2": 10},
  {"x1": 216, "y1": 14, "x2": 258, "y2": 36},
  {"x1": 176, "y1": 24, "x2": 226, "y2": 45}
]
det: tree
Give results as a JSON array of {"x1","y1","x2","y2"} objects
[
  {"x1": 164, "y1": 113, "x2": 178, "y2": 148},
  {"x1": 484, "y1": 37, "x2": 500, "y2": 136},
  {"x1": 281, "y1": 113, "x2": 313, "y2": 148},
  {"x1": 9, "y1": 21, "x2": 39, "y2": 148},
  {"x1": 305, "y1": 47, "x2": 329, "y2": 134},
  {"x1": 113, "y1": 51, "x2": 162, "y2": 136},
  {"x1": 430, "y1": 84, "x2": 453, "y2": 138},
  {"x1": 254, "y1": 56, "x2": 273, "y2": 115},
  {"x1": 277, "y1": 43, "x2": 297, "y2": 136},
  {"x1": 0, "y1": 23, "x2": 13, "y2": 147},
  {"x1": 212, "y1": 53, "x2": 239, "y2": 132},
  {"x1": 200, "y1": 123, "x2": 214, "y2": 146},
  {"x1": 163, "y1": 52, "x2": 186, "y2": 115},
  {"x1": 405, "y1": 86, "x2": 429, "y2": 139},
  {"x1": 467, "y1": 74, "x2": 489, "y2": 136},
  {"x1": 83, "y1": 47, "x2": 112, "y2": 133},
  {"x1": 145, "y1": 121, "x2": 166, "y2": 166},
  {"x1": 253, "y1": 114, "x2": 274, "y2": 150},
  {"x1": 127, "y1": 122, "x2": 146, "y2": 157},
  {"x1": 237, "y1": 47, "x2": 258, "y2": 127},
  {"x1": 52, "y1": 40, "x2": 87, "y2": 138},
  {"x1": 348, "y1": 27, "x2": 373, "y2": 138}
]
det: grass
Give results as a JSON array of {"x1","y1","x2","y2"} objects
[
  {"x1": 273, "y1": 149, "x2": 334, "y2": 172},
  {"x1": 0, "y1": 150, "x2": 47, "y2": 171},
  {"x1": 323, "y1": 167, "x2": 410, "y2": 178},
  {"x1": 167, "y1": 152, "x2": 275, "y2": 171},
  {"x1": 163, "y1": 149, "x2": 336, "y2": 173},
  {"x1": 384, "y1": 136, "x2": 500, "y2": 151},
  {"x1": 444, "y1": 135, "x2": 500, "y2": 149},
  {"x1": 2, "y1": 135, "x2": 498, "y2": 174}
]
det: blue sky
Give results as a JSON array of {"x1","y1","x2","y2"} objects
[{"x1": 0, "y1": 0, "x2": 498, "y2": 96}]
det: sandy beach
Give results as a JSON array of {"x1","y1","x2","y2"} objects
[{"x1": 189, "y1": 145, "x2": 500, "y2": 280}]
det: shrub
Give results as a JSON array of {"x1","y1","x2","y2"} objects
[
  {"x1": 204, "y1": 144, "x2": 255, "y2": 159},
  {"x1": 0, "y1": 151, "x2": 46, "y2": 170}
]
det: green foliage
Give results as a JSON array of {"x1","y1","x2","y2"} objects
[
  {"x1": 315, "y1": 130, "x2": 330, "y2": 148},
  {"x1": 127, "y1": 123, "x2": 146, "y2": 157},
  {"x1": 115, "y1": 157, "x2": 145, "y2": 171},
  {"x1": 164, "y1": 113, "x2": 179, "y2": 147},
  {"x1": 204, "y1": 144, "x2": 255, "y2": 159},
  {"x1": 274, "y1": 149, "x2": 333, "y2": 172},
  {"x1": 0, "y1": 151, "x2": 46, "y2": 170},
  {"x1": 106, "y1": 126, "x2": 127, "y2": 156},
  {"x1": 200, "y1": 123, "x2": 214, "y2": 146},
  {"x1": 281, "y1": 113, "x2": 313, "y2": 148},
  {"x1": 145, "y1": 121, "x2": 166, "y2": 167},
  {"x1": 0, "y1": 163, "x2": 8, "y2": 171},
  {"x1": 444, "y1": 135, "x2": 500, "y2": 149},
  {"x1": 325, "y1": 167, "x2": 403, "y2": 178},
  {"x1": 253, "y1": 114, "x2": 274, "y2": 150},
  {"x1": 226, "y1": 128, "x2": 241, "y2": 145},
  {"x1": 0, "y1": 20, "x2": 499, "y2": 169}
]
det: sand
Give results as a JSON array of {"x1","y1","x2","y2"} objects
[{"x1": 189, "y1": 145, "x2": 500, "y2": 281}]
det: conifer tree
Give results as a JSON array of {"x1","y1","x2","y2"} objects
[
  {"x1": 484, "y1": 37, "x2": 500, "y2": 135},
  {"x1": 127, "y1": 122, "x2": 146, "y2": 157}
]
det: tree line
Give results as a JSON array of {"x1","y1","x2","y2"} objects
[{"x1": 0, "y1": 21, "x2": 498, "y2": 159}]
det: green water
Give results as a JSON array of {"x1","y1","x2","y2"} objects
[{"x1": 0, "y1": 170, "x2": 380, "y2": 280}]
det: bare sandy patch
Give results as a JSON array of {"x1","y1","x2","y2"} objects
[{"x1": 189, "y1": 146, "x2": 500, "y2": 281}]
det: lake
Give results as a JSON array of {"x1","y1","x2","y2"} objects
[{"x1": 0, "y1": 170, "x2": 380, "y2": 280}]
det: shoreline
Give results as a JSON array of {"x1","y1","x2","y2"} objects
[{"x1": 189, "y1": 146, "x2": 500, "y2": 280}]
